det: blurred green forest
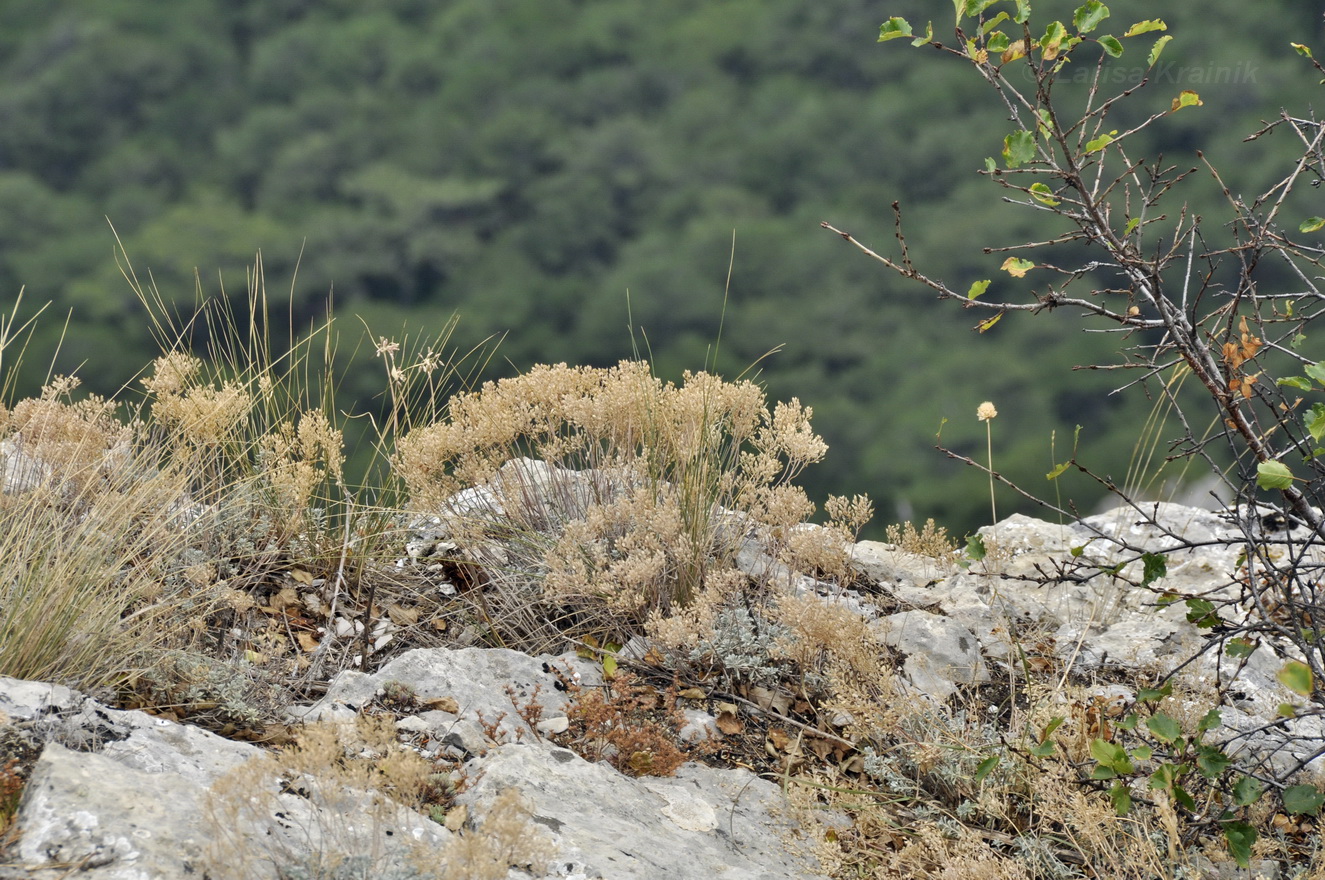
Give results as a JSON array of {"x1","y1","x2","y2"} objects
[{"x1": 0, "y1": 0, "x2": 1321, "y2": 535}]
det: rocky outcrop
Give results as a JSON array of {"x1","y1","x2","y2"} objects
[
  {"x1": 1, "y1": 649, "x2": 826, "y2": 880},
  {"x1": 2, "y1": 502, "x2": 1322, "y2": 878},
  {"x1": 853, "y1": 504, "x2": 1325, "y2": 778}
]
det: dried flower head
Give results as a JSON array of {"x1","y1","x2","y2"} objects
[{"x1": 977, "y1": 401, "x2": 998, "y2": 421}]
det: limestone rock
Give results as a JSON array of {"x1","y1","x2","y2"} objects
[
  {"x1": 459, "y1": 741, "x2": 826, "y2": 880},
  {"x1": 291, "y1": 646, "x2": 601, "y2": 747},
  {"x1": 874, "y1": 610, "x2": 989, "y2": 701}
]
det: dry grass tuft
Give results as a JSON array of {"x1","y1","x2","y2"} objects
[
  {"x1": 0, "y1": 376, "x2": 205, "y2": 691},
  {"x1": 885, "y1": 518, "x2": 958, "y2": 562},
  {"x1": 395, "y1": 360, "x2": 837, "y2": 652}
]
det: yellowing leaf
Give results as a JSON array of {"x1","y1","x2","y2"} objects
[
  {"x1": 968, "y1": 279, "x2": 991, "y2": 299},
  {"x1": 1292, "y1": 42, "x2": 1314, "y2": 59},
  {"x1": 1028, "y1": 182, "x2": 1060, "y2": 205},
  {"x1": 1148, "y1": 34, "x2": 1172, "y2": 66},
  {"x1": 1001, "y1": 257, "x2": 1036, "y2": 277},
  {"x1": 1124, "y1": 19, "x2": 1167, "y2": 37},
  {"x1": 1301, "y1": 217, "x2": 1325, "y2": 233},
  {"x1": 977, "y1": 313, "x2": 1004, "y2": 333},
  {"x1": 1002, "y1": 38, "x2": 1030, "y2": 63},
  {"x1": 1278, "y1": 660, "x2": 1315, "y2": 697},
  {"x1": 1170, "y1": 90, "x2": 1202, "y2": 112},
  {"x1": 1002, "y1": 129, "x2": 1036, "y2": 167},
  {"x1": 1086, "y1": 130, "x2": 1117, "y2": 152},
  {"x1": 1040, "y1": 20, "x2": 1068, "y2": 60}
]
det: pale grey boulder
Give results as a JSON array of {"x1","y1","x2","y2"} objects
[
  {"x1": 291, "y1": 646, "x2": 601, "y2": 748},
  {"x1": 4, "y1": 680, "x2": 263, "y2": 880},
  {"x1": 16, "y1": 742, "x2": 218, "y2": 880},
  {"x1": 459, "y1": 741, "x2": 826, "y2": 880},
  {"x1": 847, "y1": 503, "x2": 1325, "y2": 776},
  {"x1": 873, "y1": 610, "x2": 989, "y2": 701},
  {"x1": 3, "y1": 676, "x2": 451, "y2": 880}
]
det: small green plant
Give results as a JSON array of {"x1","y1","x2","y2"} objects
[{"x1": 1052, "y1": 682, "x2": 1324, "y2": 869}]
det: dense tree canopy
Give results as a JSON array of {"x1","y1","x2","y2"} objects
[{"x1": 0, "y1": 0, "x2": 1320, "y2": 533}]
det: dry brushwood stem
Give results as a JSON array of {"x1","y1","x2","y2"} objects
[
  {"x1": 561, "y1": 635, "x2": 857, "y2": 751},
  {"x1": 818, "y1": 221, "x2": 1133, "y2": 325},
  {"x1": 1039, "y1": 88, "x2": 1318, "y2": 530},
  {"x1": 722, "y1": 692, "x2": 856, "y2": 751},
  {"x1": 1058, "y1": 146, "x2": 1325, "y2": 539},
  {"x1": 309, "y1": 493, "x2": 358, "y2": 677}
]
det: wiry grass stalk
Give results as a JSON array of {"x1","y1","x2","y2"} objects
[{"x1": 0, "y1": 369, "x2": 202, "y2": 690}]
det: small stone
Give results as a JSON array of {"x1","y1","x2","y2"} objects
[
  {"x1": 536, "y1": 716, "x2": 570, "y2": 736},
  {"x1": 395, "y1": 715, "x2": 430, "y2": 734}
]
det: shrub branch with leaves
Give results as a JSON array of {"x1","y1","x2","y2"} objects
[{"x1": 833, "y1": 0, "x2": 1325, "y2": 868}]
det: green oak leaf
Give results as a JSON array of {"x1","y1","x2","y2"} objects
[
  {"x1": 1003, "y1": 129, "x2": 1036, "y2": 167},
  {"x1": 1256, "y1": 460, "x2": 1294, "y2": 490},
  {"x1": 1284, "y1": 784, "x2": 1325, "y2": 816},
  {"x1": 1223, "y1": 821, "x2": 1256, "y2": 869},
  {"x1": 878, "y1": 17, "x2": 914, "y2": 41},
  {"x1": 1086, "y1": 130, "x2": 1117, "y2": 152},
  {"x1": 1073, "y1": 2, "x2": 1110, "y2": 34}
]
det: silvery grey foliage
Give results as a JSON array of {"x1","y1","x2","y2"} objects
[{"x1": 690, "y1": 607, "x2": 791, "y2": 684}]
